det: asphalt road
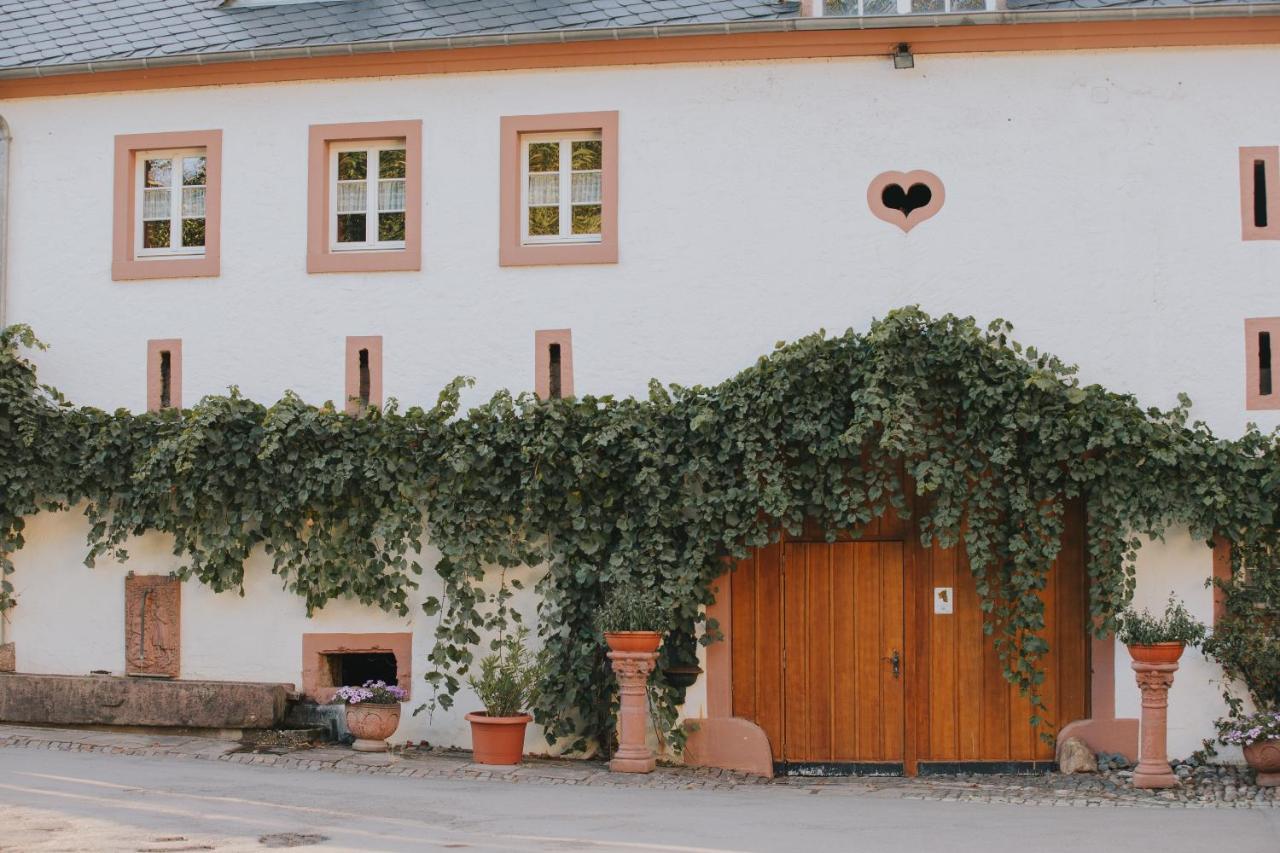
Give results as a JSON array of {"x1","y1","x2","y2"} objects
[{"x1": 1, "y1": 748, "x2": 1278, "y2": 852}]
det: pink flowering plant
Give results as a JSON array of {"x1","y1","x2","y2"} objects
[
  {"x1": 1217, "y1": 711, "x2": 1280, "y2": 748},
  {"x1": 334, "y1": 680, "x2": 408, "y2": 705}
]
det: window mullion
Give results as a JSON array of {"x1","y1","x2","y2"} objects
[
  {"x1": 559, "y1": 138, "x2": 572, "y2": 238},
  {"x1": 170, "y1": 156, "x2": 182, "y2": 250},
  {"x1": 366, "y1": 147, "x2": 377, "y2": 245}
]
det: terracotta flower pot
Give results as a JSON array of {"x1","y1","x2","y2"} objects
[
  {"x1": 1126, "y1": 642, "x2": 1185, "y2": 665},
  {"x1": 466, "y1": 712, "x2": 532, "y2": 765},
  {"x1": 605, "y1": 631, "x2": 662, "y2": 654},
  {"x1": 345, "y1": 702, "x2": 401, "y2": 752},
  {"x1": 1244, "y1": 738, "x2": 1280, "y2": 787}
]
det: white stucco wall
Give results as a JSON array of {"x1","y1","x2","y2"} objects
[{"x1": 1, "y1": 44, "x2": 1274, "y2": 754}]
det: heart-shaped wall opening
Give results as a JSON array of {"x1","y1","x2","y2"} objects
[
  {"x1": 867, "y1": 170, "x2": 945, "y2": 233},
  {"x1": 881, "y1": 183, "x2": 932, "y2": 217}
]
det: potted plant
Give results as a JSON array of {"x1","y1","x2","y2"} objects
[
  {"x1": 465, "y1": 627, "x2": 543, "y2": 765},
  {"x1": 1217, "y1": 711, "x2": 1280, "y2": 785},
  {"x1": 1117, "y1": 594, "x2": 1206, "y2": 663},
  {"x1": 597, "y1": 584, "x2": 669, "y2": 654},
  {"x1": 1203, "y1": 541, "x2": 1280, "y2": 785},
  {"x1": 335, "y1": 680, "x2": 407, "y2": 752}
]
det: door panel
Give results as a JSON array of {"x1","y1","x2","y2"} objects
[
  {"x1": 767, "y1": 541, "x2": 905, "y2": 764},
  {"x1": 728, "y1": 504, "x2": 1089, "y2": 772}
]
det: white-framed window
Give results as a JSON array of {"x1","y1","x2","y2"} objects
[
  {"x1": 329, "y1": 140, "x2": 407, "y2": 252},
  {"x1": 520, "y1": 131, "x2": 603, "y2": 245},
  {"x1": 136, "y1": 148, "x2": 207, "y2": 257},
  {"x1": 825, "y1": 0, "x2": 991, "y2": 14}
]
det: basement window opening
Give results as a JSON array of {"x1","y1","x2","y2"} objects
[
  {"x1": 1256, "y1": 160, "x2": 1270, "y2": 229},
  {"x1": 159, "y1": 351, "x2": 172, "y2": 409},
  {"x1": 324, "y1": 652, "x2": 397, "y2": 688},
  {"x1": 1261, "y1": 332, "x2": 1273, "y2": 397}
]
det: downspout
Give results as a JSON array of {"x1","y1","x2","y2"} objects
[{"x1": 0, "y1": 114, "x2": 9, "y2": 655}]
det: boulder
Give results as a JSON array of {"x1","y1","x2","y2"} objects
[{"x1": 1057, "y1": 736, "x2": 1099, "y2": 774}]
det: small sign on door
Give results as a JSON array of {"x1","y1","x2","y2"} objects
[{"x1": 933, "y1": 587, "x2": 953, "y2": 615}]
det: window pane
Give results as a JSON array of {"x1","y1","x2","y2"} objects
[
  {"x1": 527, "y1": 173, "x2": 559, "y2": 205},
  {"x1": 143, "y1": 188, "x2": 170, "y2": 220},
  {"x1": 950, "y1": 0, "x2": 984, "y2": 8},
  {"x1": 378, "y1": 212, "x2": 405, "y2": 242},
  {"x1": 527, "y1": 142, "x2": 559, "y2": 172},
  {"x1": 861, "y1": 0, "x2": 896, "y2": 11},
  {"x1": 143, "y1": 220, "x2": 171, "y2": 249},
  {"x1": 182, "y1": 156, "x2": 207, "y2": 186},
  {"x1": 145, "y1": 159, "x2": 172, "y2": 188},
  {"x1": 337, "y1": 150, "x2": 367, "y2": 181},
  {"x1": 337, "y1": 182, "x2": 367, "y2": 214},
  {"x1": 182, "y1": 186, "x2": 206, "y2": 218},
  {"x1": 182, "y1": 218, "x2": 205, "y2": 248},
  {"x1": 378, "y1": 179, "x2": 405, "y2": 212},
  {"x1": 572, "y1": 204, "x2": 602, "y2": 235},
  {"x1": 337, "y1": 213, "x2": 366, "y2": 243},
  {"x1": 571, "y1": 172, "x2": 601, "y2": 204},
  {"x1": 528, "y1": 206, "x2": 559, "y2": 236},
  {"x1": 571, "y1": 140, "x2": 602, "y2": 171},
  {"x1": 911, "y1": 0, "x2": 943, "y2": 10},
  {"x1": 378, "y1": 149, "x2": 406, "y2": 179}
]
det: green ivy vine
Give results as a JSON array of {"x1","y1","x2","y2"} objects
[{"x1": 2, "y1": 308, "x2": 1277, "y2": 753}]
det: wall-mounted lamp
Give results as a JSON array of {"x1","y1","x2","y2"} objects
[{"x1": 893, "y1": 43, "x2": 914, "y2": 70}]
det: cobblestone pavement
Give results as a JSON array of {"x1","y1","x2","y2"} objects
[{"x1": 0, "y1": 724, "x2": 1276, "y2": 809}]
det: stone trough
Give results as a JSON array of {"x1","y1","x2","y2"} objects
[{"x1": 0, "y1": 673, "x2": 293, "y2": 730}]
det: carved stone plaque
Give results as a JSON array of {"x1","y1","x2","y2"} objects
[{"x1": 125, "y1": 575, "x2": 180, "y2": 678}]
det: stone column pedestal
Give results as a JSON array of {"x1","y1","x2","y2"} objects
[
  {"x1": 1131, "y1": 660, "x2": 1180, "y2": 789},
  {"x1": 608, "y1": 650, "x2": 658, "y2": 773}
]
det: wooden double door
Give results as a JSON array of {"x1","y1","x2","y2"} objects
[{"x1": 729, "y1": 508, "x2": 1089, "y2": 775}]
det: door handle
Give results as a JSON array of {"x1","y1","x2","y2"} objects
[{"x1": 883, "y1": 650, "x2": 901, "y2": 679}]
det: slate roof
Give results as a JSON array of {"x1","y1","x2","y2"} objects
[{"x1": 0, "y1": 0, "x2": 1272, "y2": 73}]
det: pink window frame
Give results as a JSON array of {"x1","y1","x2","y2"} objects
[
  {"x1": 307, "y1": 120, "x2": 423, "y2": 274},
  {"x1": 112, "y1": 130, "x2": 222, "y2": 281},
  {"x1": 500, "y1": 111, "x2": 619, "y2": 267},
  {"x1": 345, "y1": 335, "x2": 383, "y2": 414},
  {"x1": 535, "y1": 328, "x2": 574, "y2": 399},
  {"x1": 1240, "y1": 147, "x2": 1280, "y2": 241},
  {"x1": 146, "y1": 338, "x2": 182, "y2": 412},
  {"x1": 1245, "y1": 317, "x2": 1280, "y2": 410}
]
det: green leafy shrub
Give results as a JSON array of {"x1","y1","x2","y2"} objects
[
  {"x1": 9, "y1": 308, "x2": 1280, "y2": 753},
  {"x1": 466, "y1": 627, "x2": 543, "y2": 718},
  {"x1": 1116, "y1": 594, "x2": 1206, "y2": 647},
  {"x1": 596, "y1": 583, "x2": 669, "y2": 633},
  {"x1": 1204, "y1": 541, "x2": 1280, "y2": 715}
]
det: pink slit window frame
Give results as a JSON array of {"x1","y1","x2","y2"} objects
[
  {"x1": 535, "y1": 329, "x2": 574, "y2": 399},
  {"x1": 500, "y1": 111, "x2": 619, "y2": 267},
  {"x1": 1240, "y1": 147, "x2": 1280, "y2": 241},
  {"x1": 345, "y1": 335, "x2": 383, "y2": 414},
  {"x1": 307, "y1": 121, "x2": 423, "y2": 274},
  {"x1": 113, "y1": 130, "x2": 222, "y2": 281},
  {"x1": 146, "y1": 338, "x2": 182, "y2": 412},
  {"x1": 1245, "y1": 317, "x2": 1280, "y2": 410}
]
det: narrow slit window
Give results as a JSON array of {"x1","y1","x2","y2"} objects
[
  {"x1": 534, "y1": 330, "x2": 573, "y2": 400},
  {"x1": 147, "y1": 339, "x2": 181, "y2": 413},
  {"x1": 1256, "y1": 161, "x2": 1269, "y2": 230},
  {"x1": 345, "y1": 336, "x2": 382, "y2": 414},
  {"x1": 358, "y1": 348, "x2": 371, "y2": 407},
  {"x1": 159, "y1": 351, "x2": 172, "y2": 409},
  {"x1": 548, "y1": 343, "x2": 562, "y2": 400},
  {"x1": 1260, "y1": 332, "x2": 1272, "y2": 396}
]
